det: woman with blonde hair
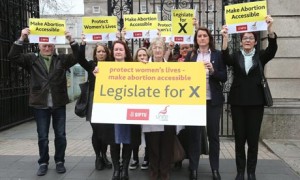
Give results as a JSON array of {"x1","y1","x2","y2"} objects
[
  {"x1": 128, "y1": 47, "x2": 151, "y2": 171},
  {"x1": 143, "y1": 37, "x2": 175, "y2": 180}
]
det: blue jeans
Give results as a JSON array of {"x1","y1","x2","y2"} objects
[{"x1": 33, "y1": 106, "x2": 67, "y2": 165}]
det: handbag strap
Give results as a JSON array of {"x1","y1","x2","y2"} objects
[{"x1": 257, "y1": 60, "x2": 267, "y2": 82}]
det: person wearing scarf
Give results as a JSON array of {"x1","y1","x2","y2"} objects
[{"x1": 221, "y1": 15, "x2": 278, "y2": 180}]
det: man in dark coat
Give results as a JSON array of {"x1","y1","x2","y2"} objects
[{"x1": 8, "y1": 28, "x2": 79, "y2": 176}]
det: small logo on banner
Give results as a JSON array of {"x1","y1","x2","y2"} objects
[
  {"x1": 251, "y1": 22, "x2": 257, "y2": 30},
  {"x1": 127, "y1": 109, "x2": 149, "y2": 120},
  {"x1": 174, "y1": 37, "x2": 184, "y2": 42},
  {"x1": 39, "y1": 37, "x2": 49, "y2": 42},
  {"x1": 133, "y1": 32, "x2": 143, "y2": 37},
  {"x1": 93, "y1": 35, "x2": 102, "y2": 40},
  {"x1": 236, "y1": 25, "x2": 248, "y2": 32},
  {"x1": 156, "y1": 105, "x2": 169, "y2": 121}
]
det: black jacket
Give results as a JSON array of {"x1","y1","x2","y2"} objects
[
  {"x1": 185, "y1": 49, "x2": 227, "y2": 106},
  {"x1": 222, "y1": 35, "x2": 278, "y2": 106},
  {"x1": 78, "y1": 44, "x2": 97, "y2": 90},
  {"x1": 8, "y1": 42, "x2": 79, "y2": 108},
  {"x1": 78, "y1": 44, "x2": 141, "y2": 145}
]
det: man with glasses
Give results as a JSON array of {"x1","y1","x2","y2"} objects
[{"x1": 8, "y1": 28, "x2": 79, "y2": 176}]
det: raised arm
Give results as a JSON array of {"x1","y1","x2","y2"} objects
[
  {"x1": 77, "y1": 33, "x2": 94, "y2": 72},
  {"x1": 266, "y1": 15, "x2": 275, "y2": 38},
  {"x1": 261, "y1": 15, "x2": 278, "y2": 65},
  {"x1": 62, "y1": 31, "x2": 79, "y2": 69},
  {"x1": 220, "y1": 25, "x2": 235, "y2": 66},
  {"x1": 221, "y1": 25, "x2": 229, "y2": 51},
  {"x1": 7, "y1": 28, "x2": 34, "y2": 70}
]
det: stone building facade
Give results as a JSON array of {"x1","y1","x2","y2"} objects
[{"x1": 260, "y1": 0, "x2": 300, "y2": 139}]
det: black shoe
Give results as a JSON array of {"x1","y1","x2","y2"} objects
[
  {"x1": 129, "y1": 160, "x2": 139, "y2": 170},
  {"x1": 174, "y1": 161, "x2": 182, "y2": 170},
  {"x1": 56, "y1": 162, "x2": 66, "y2": 174},
  {"x1": 212, "y1": 170, "x2": 221, "y2": 180},
  {"x1": 248, "y1": 173, "x2": 256, "y2": 180},
  {"x1": 235, "y1": 172, "x2": 244, "y2": 180},
  {"x1": 37, "y1": 164, "x2": 48, "y2": 176},
  {"x1": 140, "y1": 160, "x2": 149, "y2": 170},
  {"x1": 120, "y1": 169, "x2": 129, "y2": 180},
  {"x1": 121, "y1": 160, "x2": 129, "y2": 180},
  {"x1": 112, "y1": 170, "x2": 120, "y2": 180},
  {"x1": 95, "y1": 156, "x2": 105, "y2": 170},
  {"x1": 189, "y1": 170, "x2": 197, "y2": 180}
]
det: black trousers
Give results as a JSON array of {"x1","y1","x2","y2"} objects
[
  {"x1": 185, "y1": 126, "x2": 203, "y2": 170},
  {"x1": 90, "y1": 123, "x2": 108, "y2": 157},
  {"x1": 185, "y1": 101, "x2": 221, "y2": 171},
  {"x1": 231, "y1": 105, "x2": 264, "y2": 173},
  {"x1": 206, "y1": 101, "x2": 222, "y2": 171}
]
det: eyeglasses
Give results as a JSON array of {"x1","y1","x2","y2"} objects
[{"x1": 242, "y1": 37, "x2": 255, "y2": 41}]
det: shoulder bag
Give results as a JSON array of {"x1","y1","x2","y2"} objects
[
  {"x1": 258, "y1": 60, "x2": 273, "y2": 107},
  {"x1": 75, "y1": 81, "x2": 90, "y2": 117},
  {"x1": 173, "y1": 135, "x2": 185, "y2": 162}
]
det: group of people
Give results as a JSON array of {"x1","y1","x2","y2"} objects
[{"x1": 7, "y1": 15, "x2": 277, "y2": 180}]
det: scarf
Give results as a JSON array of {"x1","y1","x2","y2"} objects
[
  {"x1": 40, "y1": 55, "x2": 52, "y2": 72},
  {"x1": 241, "y1": 48, "x2": 255, "y2": 74}
]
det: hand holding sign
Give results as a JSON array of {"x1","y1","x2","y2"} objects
[
  {"x1": 20, "y1": 28, "x2": 30, "y2": 42},
  {"x1": 80, "y1": 33, "x2": 86, "y2": 45},
  {"x1": 221, "y1": 25, "x2": 229, "y2": 50},
  {"x1": 65, "y1": 31, "x2": 74, "y2": 43},
  {"x1": 265, "y1": 15, "x2": 274, "y2": 36},
  {"x1": 192, "y1": 17, "x2": 199, "y2": 29},
  {"x1": 220, "y1": 25, "x2": 229, "y2": 38}
]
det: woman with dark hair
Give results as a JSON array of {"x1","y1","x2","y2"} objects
[
  {"x1": 185, "y1": 26, "x2": 227, "y2": 180},
  {"x1": 78, "y1": 40, "x2": 113, "y2": 171},
  {"x1": 108, "y1": 40, "x2": 137, "y2": 180},
  {"x1": 221, "y1": 15, "x2": 277, "y2": 180},
  {"x1": 111, "y1": 40, "x2": 133, "y2": 62}
]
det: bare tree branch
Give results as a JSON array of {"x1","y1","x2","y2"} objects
[{"x1": 40, "y1": 0, "x2": 76, "y2": 15}]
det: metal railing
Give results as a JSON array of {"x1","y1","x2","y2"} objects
[{"x1": 0, "y1": 0, "x2": 39, "y2": 131}]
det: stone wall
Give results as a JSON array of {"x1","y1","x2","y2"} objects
[
  {"x1": 261, "y1": 100, "x2": 300, "y2": 139},
  {"x1": 261, "y1": 0, "x2": 300, "y2": 139}
]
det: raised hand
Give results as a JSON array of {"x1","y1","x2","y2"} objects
[
  {"x1": 220, "y1": 25, "x2": 229, "y2": 50},
  {"x1": 265, "y1": 15, "x2": 274, "y2": 36},
  {"x1": 65, "y1": 31, "x2": 74, "y2": 42},
  {"x1": 81, "y1": 33, "x2": 86, "y2": 45},
  {"x1": 20, "y1": 28, "x2": 30, "y2": 41}
]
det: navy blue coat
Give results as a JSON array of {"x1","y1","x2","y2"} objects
[{"x1": 185, "y1": 49, "x2": 227, "y2": 105}]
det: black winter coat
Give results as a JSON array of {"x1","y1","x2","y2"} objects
[
  {"x1": 222, "y1": 35, "x2": 278, "y2": 106},
  {"x1": 8, "y1": 42, "x2": 79, "y2": 108}
]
